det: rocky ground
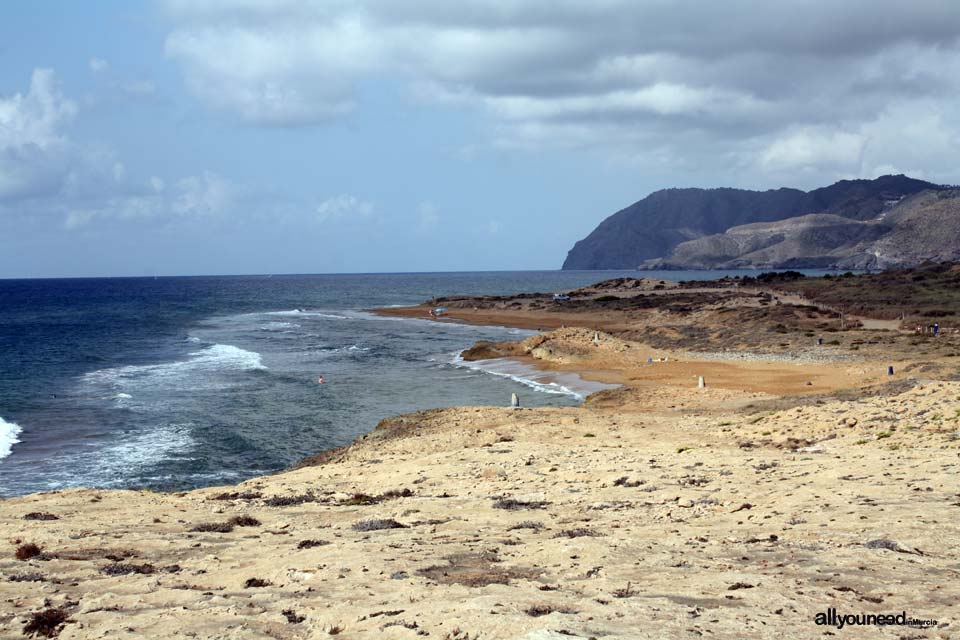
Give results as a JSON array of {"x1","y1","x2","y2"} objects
[
  {"x1": 378, "y1": 275, "x2": 960, "y2": 368},
  {"x1": 3, "y1": 291, "x2": 959, "y2": 639}
]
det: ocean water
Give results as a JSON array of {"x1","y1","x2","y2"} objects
[{"x1": 0, "y1": 269, "x2": 835, "y2": 497}]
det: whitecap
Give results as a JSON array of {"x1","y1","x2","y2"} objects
[
  {"x1": 0, "y1": 416, "x2": 22, "y2": 460},
  {"x1": 265, "y1": 310, "x2": 350, "y2": 319},
  {"x1": 320, "y1": 344, "x2": 370, "y2": 355},
  {"x1": 82, "y1": 343, "x2": 265, "y2": 393},
  {"x1": 96, "y1": 423, "x2": 196, "y2": 475},
  {"x1": 260, "y1": 321, "x2": 301, "y2": 331},
  {"x1": 32, "y1": 423, "x2": 197, "y2": 490},
  {"x1": 451, "y1": 353, "x2": 618, "y2": 401}
]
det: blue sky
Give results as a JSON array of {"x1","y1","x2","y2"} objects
[{"x1": 2, "y1": 1, "x2": 959, "y2": 277}]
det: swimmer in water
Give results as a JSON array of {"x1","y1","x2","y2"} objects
[{"x1": 317, "y1": 375, "x2": 324, "y2": 384}]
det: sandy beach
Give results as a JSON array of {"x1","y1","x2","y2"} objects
[{"x1": 3, "y1": 286, "x2": 958, "y2": 639}]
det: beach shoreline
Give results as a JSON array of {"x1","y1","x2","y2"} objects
[{"x1": 2, "y1": 291, "x2": 957, "y2": 638}]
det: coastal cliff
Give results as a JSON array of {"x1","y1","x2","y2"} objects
[
  {"x1": 561, "y1": 175, "x2": 949, "y2": 270},
  {"x1": 3, "y1": 327, "x2": 957, "y2": 638},
  {"x1": 4, "y1": 274, "x2": 960, "y2": 638}
]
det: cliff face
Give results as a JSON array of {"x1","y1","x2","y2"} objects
[
  {"x1": 561, "y1": 175, "x2": 941, "y2": 270},
  {"x1": 645, "y1": 189, "x2": 960, "y2": 270}
]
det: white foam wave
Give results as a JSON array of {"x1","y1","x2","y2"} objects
[
  {"x1": 186, "y1": 336, "x2": 201, "y2": 343},
  {"x1": 265, "y1": 310, "x2": 351, "y2": 320},
  {"x1": 260, "y1": 321, "x2": 301, "y2": 331},
  {"x1": 33, "y1": 423, "x2": 197, "y2": 491},
  {"x1": 320, "y1": 343, "x2": 370, "y2": 355},
  {"x1": 98, "y1": 423, "x2": 196, "y2": 475},
  {"x1": 82, "y1": 344, "x2": 265, "y2": 392},
  {"x1": 451, "y1": 353, "x2": 619, "y2": 401},
  {"x1": 452, "y1": 353, "x2": 582, "y2": 399},
  {"x1": 0, "y1": 416, "x2": 23, "y2": 460}
]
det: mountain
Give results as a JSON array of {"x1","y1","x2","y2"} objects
[
  {"x1": 646, "y1": 188, "x2": 960, "y2": 270},
  {"x1": 561, "y1": 175, "x2": 942, "y2": 270}
]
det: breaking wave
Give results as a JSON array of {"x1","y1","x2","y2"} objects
[{"x1": 0, "y1": 416, "x2": 22, "y2": 461}]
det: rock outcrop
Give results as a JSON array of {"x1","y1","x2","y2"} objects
[{"x1": 561, "y1": 174, "x2": 946, "y2": 270}]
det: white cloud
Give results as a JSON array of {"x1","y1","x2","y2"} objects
[
  {"x1": 171, "y1": 172, "x2": 234, "y2": 217},
  {"x1": 0, "y1": 69, "x2": 244, "y2": 228},
  {"x1": 760, "y1": 128, "x2": 868, "y2": 173},
  {"x1": 160, "y1": 0, "x2": 960, "y2": 186},
  {"x1": 89, "y1": 57, "x2": 109, "y2": 73},
  {"x1": 315, "y1": 194, "x2": 374, "y2": 222},
  {"x1": 0, "y1": 69, "x2": 77, "y2": 200},
  {"x1": 0, "y1": 68, "x2": 76, "y2": 151}
]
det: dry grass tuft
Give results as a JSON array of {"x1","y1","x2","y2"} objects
[
  {"x1": 297, "y1": 539, "x2": 330, "y2": 549},
  {"x1": 189, "y1": 522, "x2": 234, "y2": 533},
  {"x1": 22, "y1": 607, "x2": 70, "y2": 638},
  {"x1": 244, "y1": 577, "x2": 272, "y2": 588},
  {"x1": 22, "y1": 512, "x2": 59, "y2": 521},
  {"x1": 100, "y1": 563, "x2": 156, "y2": 576},
  {"x1": 417, "y1": 552, "x2": 541, "y2": 587},
  {"x1": 351, "y1": 519, "x2": 406, "y2": 532},
  {"x1": 492, "y1": 497, "x2": 550, "y2": 510},
  {"x1": 15, "y1": 543, "x2": 42, "y2": 561}
]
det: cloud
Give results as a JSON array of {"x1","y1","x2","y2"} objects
[
  {"x1": 170, "y1": 172, "x2": 235, "y2": 217},
  {"x1": 760, "y1": 128, "x2": 868, "y2": 173},
  {"x1": 0, "y1": 69, "x2": 77, "y2": 152},
  {"x1": 161, "y1": 0, "x2": 960, "y2": 186},
  {"x1": 315, "y1": 194, "x2": 374, "y2": 222},
  {"x1": 0, "y1": 69, "x2": 78, "y2": 200},
  {"x1": 0, "y1": 69, "x2": 239, "y2": 228},
  {"x1": 89, "y1": 57, "x2": 109, "y2": 73}
]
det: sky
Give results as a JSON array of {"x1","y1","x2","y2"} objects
[{"x1": 2, "y1": 1, "x2": 960, "y2": 278}]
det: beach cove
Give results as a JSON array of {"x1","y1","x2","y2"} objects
[{"x1": 3, "y1": 274, "x2": 959, "y2": 639}]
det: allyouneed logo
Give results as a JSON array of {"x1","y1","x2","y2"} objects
[{"x1": 814, "y1": 608, "x2": 938, "y2": 630}]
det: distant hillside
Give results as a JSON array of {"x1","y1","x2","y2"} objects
[
  {"x1": 646, "y1": 189, "x2": 960, "y2": 270},
  {"x1": 562, "y1": 175, "x2": 942, "y2": 270}
]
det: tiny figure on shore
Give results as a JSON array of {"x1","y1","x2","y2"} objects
[{"x1": 317, "y1": 375, "x2": 324, "y2": 385}]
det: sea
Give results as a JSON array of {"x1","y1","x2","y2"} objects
[{"x1": 0, "y1": 270, "x2": 838, "y2": 497}]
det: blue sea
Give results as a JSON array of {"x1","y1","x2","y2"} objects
[{"x1": 0, "y1": 270, "x2": 836, "y2": 497}]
